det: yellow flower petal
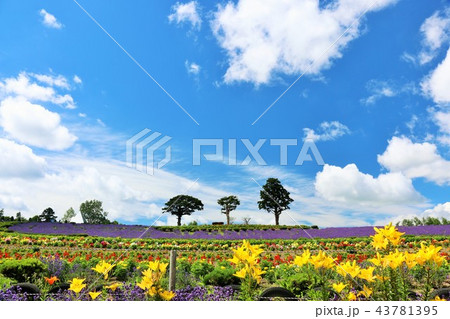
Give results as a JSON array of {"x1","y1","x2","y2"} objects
[
  {"x1": 89, "y1": 291, "x2": 101, "y2": 300},
  {"x1": 332, "y1": 282, "x2": 347, "y2": 294}
]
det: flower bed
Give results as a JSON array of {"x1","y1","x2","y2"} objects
[{"x1": 0, "y1": 224, "x2": 449, "y2": 301}]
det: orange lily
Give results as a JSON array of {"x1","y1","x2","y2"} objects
[{"x1": 44, "y1": 276, "x2": 59, "y2": 285}]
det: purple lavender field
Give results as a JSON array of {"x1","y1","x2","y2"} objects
[{"x1": 8, "y1": 222, "x2": 450, "y2": 240}]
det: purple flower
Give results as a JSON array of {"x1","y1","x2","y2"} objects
[
  {"x1": 172, "y1": 286, "x2": 237, "y2": 301},
  {"x1": 9, "y1": 222, "x2": 449, "y2": 239}
]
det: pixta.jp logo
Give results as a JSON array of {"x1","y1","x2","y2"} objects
[
  {"x1": 192, "y1": 138, "x2": 324, "y2": 166},
  {"x1": 126, "y1": 129, "x2": 325, "y2": 175},
  {"x1": 126, "y1": 129, "x2": 172, "y2": 175}
]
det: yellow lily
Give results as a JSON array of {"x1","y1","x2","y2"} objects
[
  {"x1": 371, "y1": 233, "x2": 388, "y2": 250},
  {"x1": 358, "y1": 267, "x2": 376, "y2": 282},
  {"x1": 294, "y1": 249, "x2": 310, "y2": 267},
  {"x1": 105, "y1": 283, "x2": 122, "y2": 292},
  {"x1": 332, "y1": 282, "x2": 347, "y2": 294},
  {"x1": 347, "y1": 292, "x2": 357, "y2": 301},
  {"x1": 159, "y1": 290, "x2": 175, "y2": 301},
  {"x1": 91, "y1": 260, "x2": 115, "y2": 280},
  {"x1": 384, "y1": 250, "x2": 405, "y2": 269},
  {"x1": 337, "y1": 260, "x2": 360, "y2": 278},
  {"x1": 432, "y1": 295, "x2": 446, "y2": 301},
  {"x1": 309, "y1": 251, "x2": 335, "y2": 270},
  {"x1": 137, "y1": 276, "x2": 154, "y2": 291},
  {"x1": 358, "y1": 285, "x2": 373, "y2": 298},
  {"x1": 68, "y1": 278, "x2": 86, "y2": 294},
  {"x1": 251, "y1": 265, "x2": 266, "y2": 284},
  {"x1": 89, "y1": 291, "x2": 101, "y2": 300},
  {"x1": 404, "y1": 252, "x2": 417, "y2": 269},
  {"x1": 233, "y1": 267, "x2": 248, "y2": 279},
  {"x1": 372, "y1": 223, "x2": 404, "y2": 249},
  {"x1": 369, "y1": 252, "x2": 386, "y2": 267}
]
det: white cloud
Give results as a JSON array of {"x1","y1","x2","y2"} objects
[
  {"x1": 361, "y1": 80, "x2": 396, "y2": 105},
  {"x1": 0, "y1": 154, "x2": 385, "y2": 226},
  {"x1": 0, "y1": 151, "x2": 431, "y2": 227},
  {"x1": 421, "y1": 48, "x2": 450, "y2": 104},
  {"x1": 434, "y1": 112, "x2": 450, "y2": 134},
  {"x1": 168, "y1": 1, "x2": 202, "y2": 30},
  {"x1": 423, "y1": 202, "x2": 450, "y2": 219},
  {"x1": 361, "y1": 79, "x2": 418, "y2": 105},
  {"x1": 437, "y1": 135, "x2": 450, "y2": 146},
  {"x1": 406, "y1": 115, "x2": 418, "y2": 132},
  {"x1": 400, "y1": 52, "x2": 417, "y2": 64},
  {"x1": 185, "y1": 60, "x2": 201, "y2": 75},
  {"x1": 0, "y1": 162, "x2": 157, "y2": 222},
  {"x1": 78, "y1": 113, "x2": 87, "y2": 118},
  {"x1": 0, "y1": 97, "x2": 77, "y2": 151},
  {"x1": 433, "y1": 111, "x2": 450, "y2": 145},
  {"x1": 211, "y1": 0, "x2": 397, "y2": 85},
  {"x1": 39, "y1": 9, "x2": 63, "y2": 29},
  {"x1": 96, "y1": 119, "x2": 106, "y2": 127},
  {"x1": 0, "y1": 155, "x2": 230, "y2": 223},
  {"x1": 73, "y1": 75, "x2": 82, "y2": 84},
  {"x1": 418, "y1": 9, "x2": 450, "y2": 64},
  {"x1": 30, "y1": 73, "x2": 70, "y2": 89},
  {"x1": 0, "y1": 194, "x2": 27, "y2": 212},
  {"x1": 315, "y1": 163, "x2": 422, "y2": 205},
  {"x1": 314, "y1": 136, "x2": 450, "y2": 213},
  {"x1": 377, "y1": 136, "x2": 450, "y2": 185},
  {"x1": 303, "y1": 121, "x2": 349, "y2": 142},
  {"x1": 0, "y1": 138, "x2": 46, "y2": 179},
  {"x1": 0, "y1": 72, "x2": 75, "y2": 109},
  {"x1": 389, "y1": 202, "x2": 450, "y2": 226}
]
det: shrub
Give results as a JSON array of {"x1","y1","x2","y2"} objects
[
  {"x1": 113, "y1": 260, "x2": 137, "y2": 281},
  {"x1": 264, "y1": 264, "x2": 297, "y2": 284},
  {"x1": 191, "y1": 261, "x2": 215, "y2": 279},
  {"x1": 177, "y1": 259, "x2": 192, "y2": 273},
  {"x1": 0, "y1": 274, "x2": 16, "y2": 289},
  {"x1": 0, "y1": 259, "x2": 48, "y2": 282},
  {"x1": 279, "y1": 272, "x2": 313, "y2": 296},
  {"x1": 203, "y1": 267, "x2": 240, "y2": 287}
]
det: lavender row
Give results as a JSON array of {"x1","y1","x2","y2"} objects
[
  {"x1": 0, "y1": 284, "x2": 236, "y2": 301},
  {"x1": 8, "y1": 223, "x2": 450, "y2": 240}
]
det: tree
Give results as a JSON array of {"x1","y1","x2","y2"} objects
[
  {"x1": 217, "y1": 195, "x2": 240, "y2": 225},
  {"x1": 39, "y1": 207, "x2": 57, "y2": 223},
  {"x1": 162, "y1": 195, "x2": 204, "y2": 226},
  {"x1": 0, "y1": 209, "x2": 4, "y2": 221},
  {"x1": 28, "y1": 215, "x2": 41, "y2": 222},
  {"x1": 61, "y1": 207, "x2": 76, "y2": 223},
  {"x1": 80, "y1": 200, "x2": 110, "y2": 224},
  {"x1": 242, "y1": 217, "x2": 251, "y2": 225},
  {"x1": 15, "y1": 212, "x2": 24, "y2": 222},
  {"x1": 257, "y1": 178, "x2": 293, "y2": 226}
]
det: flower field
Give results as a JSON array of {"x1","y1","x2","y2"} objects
[{"x1": 0, "y1": 222, "x2": 449, "y2": 301}]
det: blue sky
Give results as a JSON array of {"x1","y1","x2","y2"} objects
[{"x1": 0, "y1": 0, "x2": 449, "y2": 227}]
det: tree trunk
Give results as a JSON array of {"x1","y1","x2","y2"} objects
[
  {"x1": 226, "y1": 211, "x2": 230, "y2": 225},
  {"x1": 177, "y1": 215, "x2": 182, "y2": 226},
  {"x1": 275, "y1": 212, "x2": 280, "y2": 226}
]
